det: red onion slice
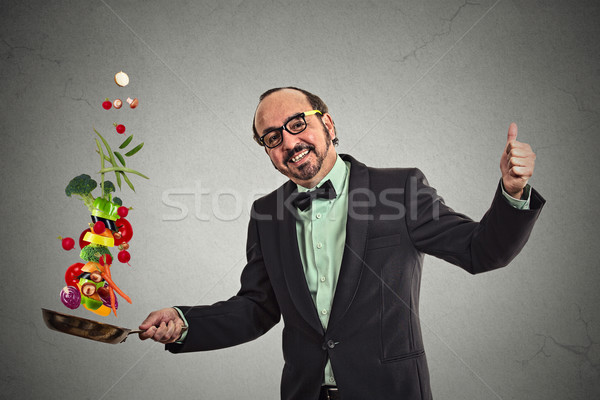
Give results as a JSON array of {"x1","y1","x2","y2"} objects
[{"x1": 60, "y1": 286, "x2": 81, "y2": 309}]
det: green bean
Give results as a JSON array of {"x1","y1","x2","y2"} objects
[
  {"x1": 114, "y1": 151, "x2": 126, "y2": 166},
  {"x1": 99, "y1": 167, "x2": 149, "y2": 179},
  {"x1": 94, "y1": 129, "x2": 122, "y2": 187},
  {"x1": 96, "y1": 143, "x2": 121, "y2": 188},
  {"x1": 119, "y1": 135, "x2": 134, "y2": 149},
  {"x1": 119, "y1": 171, "x2": 135, "y2": 192},
  {"x1": 96, "y1": 139, "x2": 107, "y2": 194},
  {"x1": 124, "y1": 142, "x2": 144, "y2": 157}
]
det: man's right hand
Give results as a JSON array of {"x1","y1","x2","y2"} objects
[{"x1": 139, "y1": 307, "x2": 186, "y2": 344}]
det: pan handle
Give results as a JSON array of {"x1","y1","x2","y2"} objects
[
  {"x1": 121, "y1": 326, "x2": 188, "y2": 343},
  {"x1": 127, "y1": 326, "x2": 188, "y2": 336}
]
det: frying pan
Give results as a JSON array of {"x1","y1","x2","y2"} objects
[{"x1": 41, "y1": 308, "x2": 186, "y2": 344}]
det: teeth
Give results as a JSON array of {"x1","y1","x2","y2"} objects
[{"x1": 291, "y1": 150, "x2": 309, "y2": 163}]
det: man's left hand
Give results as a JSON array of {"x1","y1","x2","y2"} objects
[{"x1": 500, "y1": 123, "x2": 536, "y2": 199}]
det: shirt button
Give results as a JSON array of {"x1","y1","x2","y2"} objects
[
  {"x1": 316, "y1": 242, "x2": 323, "y2": 249},
  {"x1": 329, "y1": 377, "x2": 335, "y2": 383},
  {"x1": 316, "y1": 213, "x2": 322, "y2": 219},
  {"x1": 320, "y1": 276, "x2": 326, "y2": 282},
  {"x1": 321, "y1": 309, "x2": 328, "y2": 315}
]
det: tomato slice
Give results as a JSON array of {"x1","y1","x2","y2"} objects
[
  {"x1": 113, "y1": 217, "x2": 133, "y2": 246},
  {"x1": 65, "y1": 262, "x2": 85, "y2": 287},
  {"x1": 79, "y1": 228, "x2": 91, "y2": 249}
]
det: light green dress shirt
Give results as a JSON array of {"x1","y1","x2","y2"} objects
[
  {"x1": 176, "y1": 155, "x2": 531, "y2": 388},
  {"x1": 295, "y1": 155, "x2": 351, "y2": 386}
]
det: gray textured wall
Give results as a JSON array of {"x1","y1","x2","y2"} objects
[{"x1": 1, "y1": 0, "x2": 599, "y2": 399}]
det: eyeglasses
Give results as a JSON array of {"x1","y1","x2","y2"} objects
[{"x1": 259, "y1": 110, "x2": 322, "y2": 148}]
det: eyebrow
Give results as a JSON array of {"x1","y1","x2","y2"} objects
[{"x1": 261, "y1": 112, "x2": 304, "y2": 135}]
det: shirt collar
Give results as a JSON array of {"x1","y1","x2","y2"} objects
[{"x1": 296, "y1": 155, "x2": 348, "y2": 194}]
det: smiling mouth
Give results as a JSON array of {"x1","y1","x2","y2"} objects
[{"x1": 289, "y1": 149, "x2": 310, "y2": 164}]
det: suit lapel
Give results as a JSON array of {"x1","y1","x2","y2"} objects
[
  {"x1": 278, "y1": 181, "x2": 324, "y2": 334},
  {"x1": 328, "y1": 154, "x2": 370, "y2": 331}
]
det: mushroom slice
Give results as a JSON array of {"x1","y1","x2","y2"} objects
[
  {"x1": 90, "y1": 272, "x2": 103, "y2": 283},
  {"x1": 81, "y1": 282, "x2": 97, "y2": 296}
]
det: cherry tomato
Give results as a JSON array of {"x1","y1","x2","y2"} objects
[
  {"x1": 102, "y1": 98, "x2": 112, "y2": 110},
  {"x1": 118, "y1": 250, "x2": 130, "y2": 263},
  {"x1": 93, "y1": 221, "x2": 106, "y2": 234},
  {"x1": 65, "y1": 262, "x2": 84, "y2": 287},
  {"x1": 60, "y1": 237, "x2": 75, "y2": 251},
  {"x1": 115, "y1": 124, "x2": 126, "y2": 134},
  {"x1": 113, "y1": 217, "x2": 133, "y2": 246},
  {"x1": 117, "y1": 206, "x2": 129, "y2": 218},
  {"x1": 79, "y1": 228, "x2": 91, "y2": 249}
]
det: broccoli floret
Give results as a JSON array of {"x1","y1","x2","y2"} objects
[
  {"x1": 79, "y1": 243, "x2": 112, "y2": 263},
  {"x1": 66, "y1": 174, "x2": 97, "y2": 212},
  {"x1": 113, "y1": 197, "x2": 123, "y2": 206},
  {"x1": 102, "y1": 180, "x2": 116, "y2": 199}
]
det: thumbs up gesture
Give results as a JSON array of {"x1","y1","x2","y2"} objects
[{"x1": 500, "y1": 123, "x2": 536, "y2": 199}]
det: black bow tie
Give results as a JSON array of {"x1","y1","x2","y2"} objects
[{"x1": 293, "y1": 180, "x2": 337, "y2": 211}]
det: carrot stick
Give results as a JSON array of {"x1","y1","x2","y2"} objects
[
  {"x1": 101, "y1": 272, "x2": 132, "y2": 304},
  {"x1": 103, "y1": 263, "x2": 117, "y2": 316},
  {"x1": 109, "y1": 286, "x2": 117, "y2": 317}
]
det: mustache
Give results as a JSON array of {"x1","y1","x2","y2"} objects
[{"x1": 285, "y1": 144, "x2": 314, "y2": 164}]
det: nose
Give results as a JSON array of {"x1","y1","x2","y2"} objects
[{"x1": 279, "y1": 130, "x2": 300, "y2": 152}]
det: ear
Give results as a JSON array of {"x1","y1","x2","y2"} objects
[{"x1": 321, "y1": 113, "x2": 336, "y2": 140}]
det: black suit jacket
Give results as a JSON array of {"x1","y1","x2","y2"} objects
[{"x1": 167, "y1": 154, "x2": 545, "y2": 400}]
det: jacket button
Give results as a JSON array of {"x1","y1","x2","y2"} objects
[
  {"x1": 327, "y1": 340, "x2": 336, "y2": 349},
  {"x1": 321, "y1": 343, "x2": 327, "y2": 350}
]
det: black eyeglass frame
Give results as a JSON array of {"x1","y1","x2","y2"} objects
[{"x1": 259, "y1": 110, "x2": 322, "y2": 149}]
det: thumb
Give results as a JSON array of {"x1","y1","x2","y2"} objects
[{"x1": 507, "y1": 122, "x2": 518, "y2": 144}]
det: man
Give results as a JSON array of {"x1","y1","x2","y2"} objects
[{"x1": 140, "y1": 87, "x2": 545, "y2": 399}]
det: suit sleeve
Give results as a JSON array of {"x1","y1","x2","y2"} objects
[
  {"x1": 166, "y1": 211, "x2": 281, "y2": 353},
  {"x1": 405, "y1": 168, "x2": 545, "y2": 274}
]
